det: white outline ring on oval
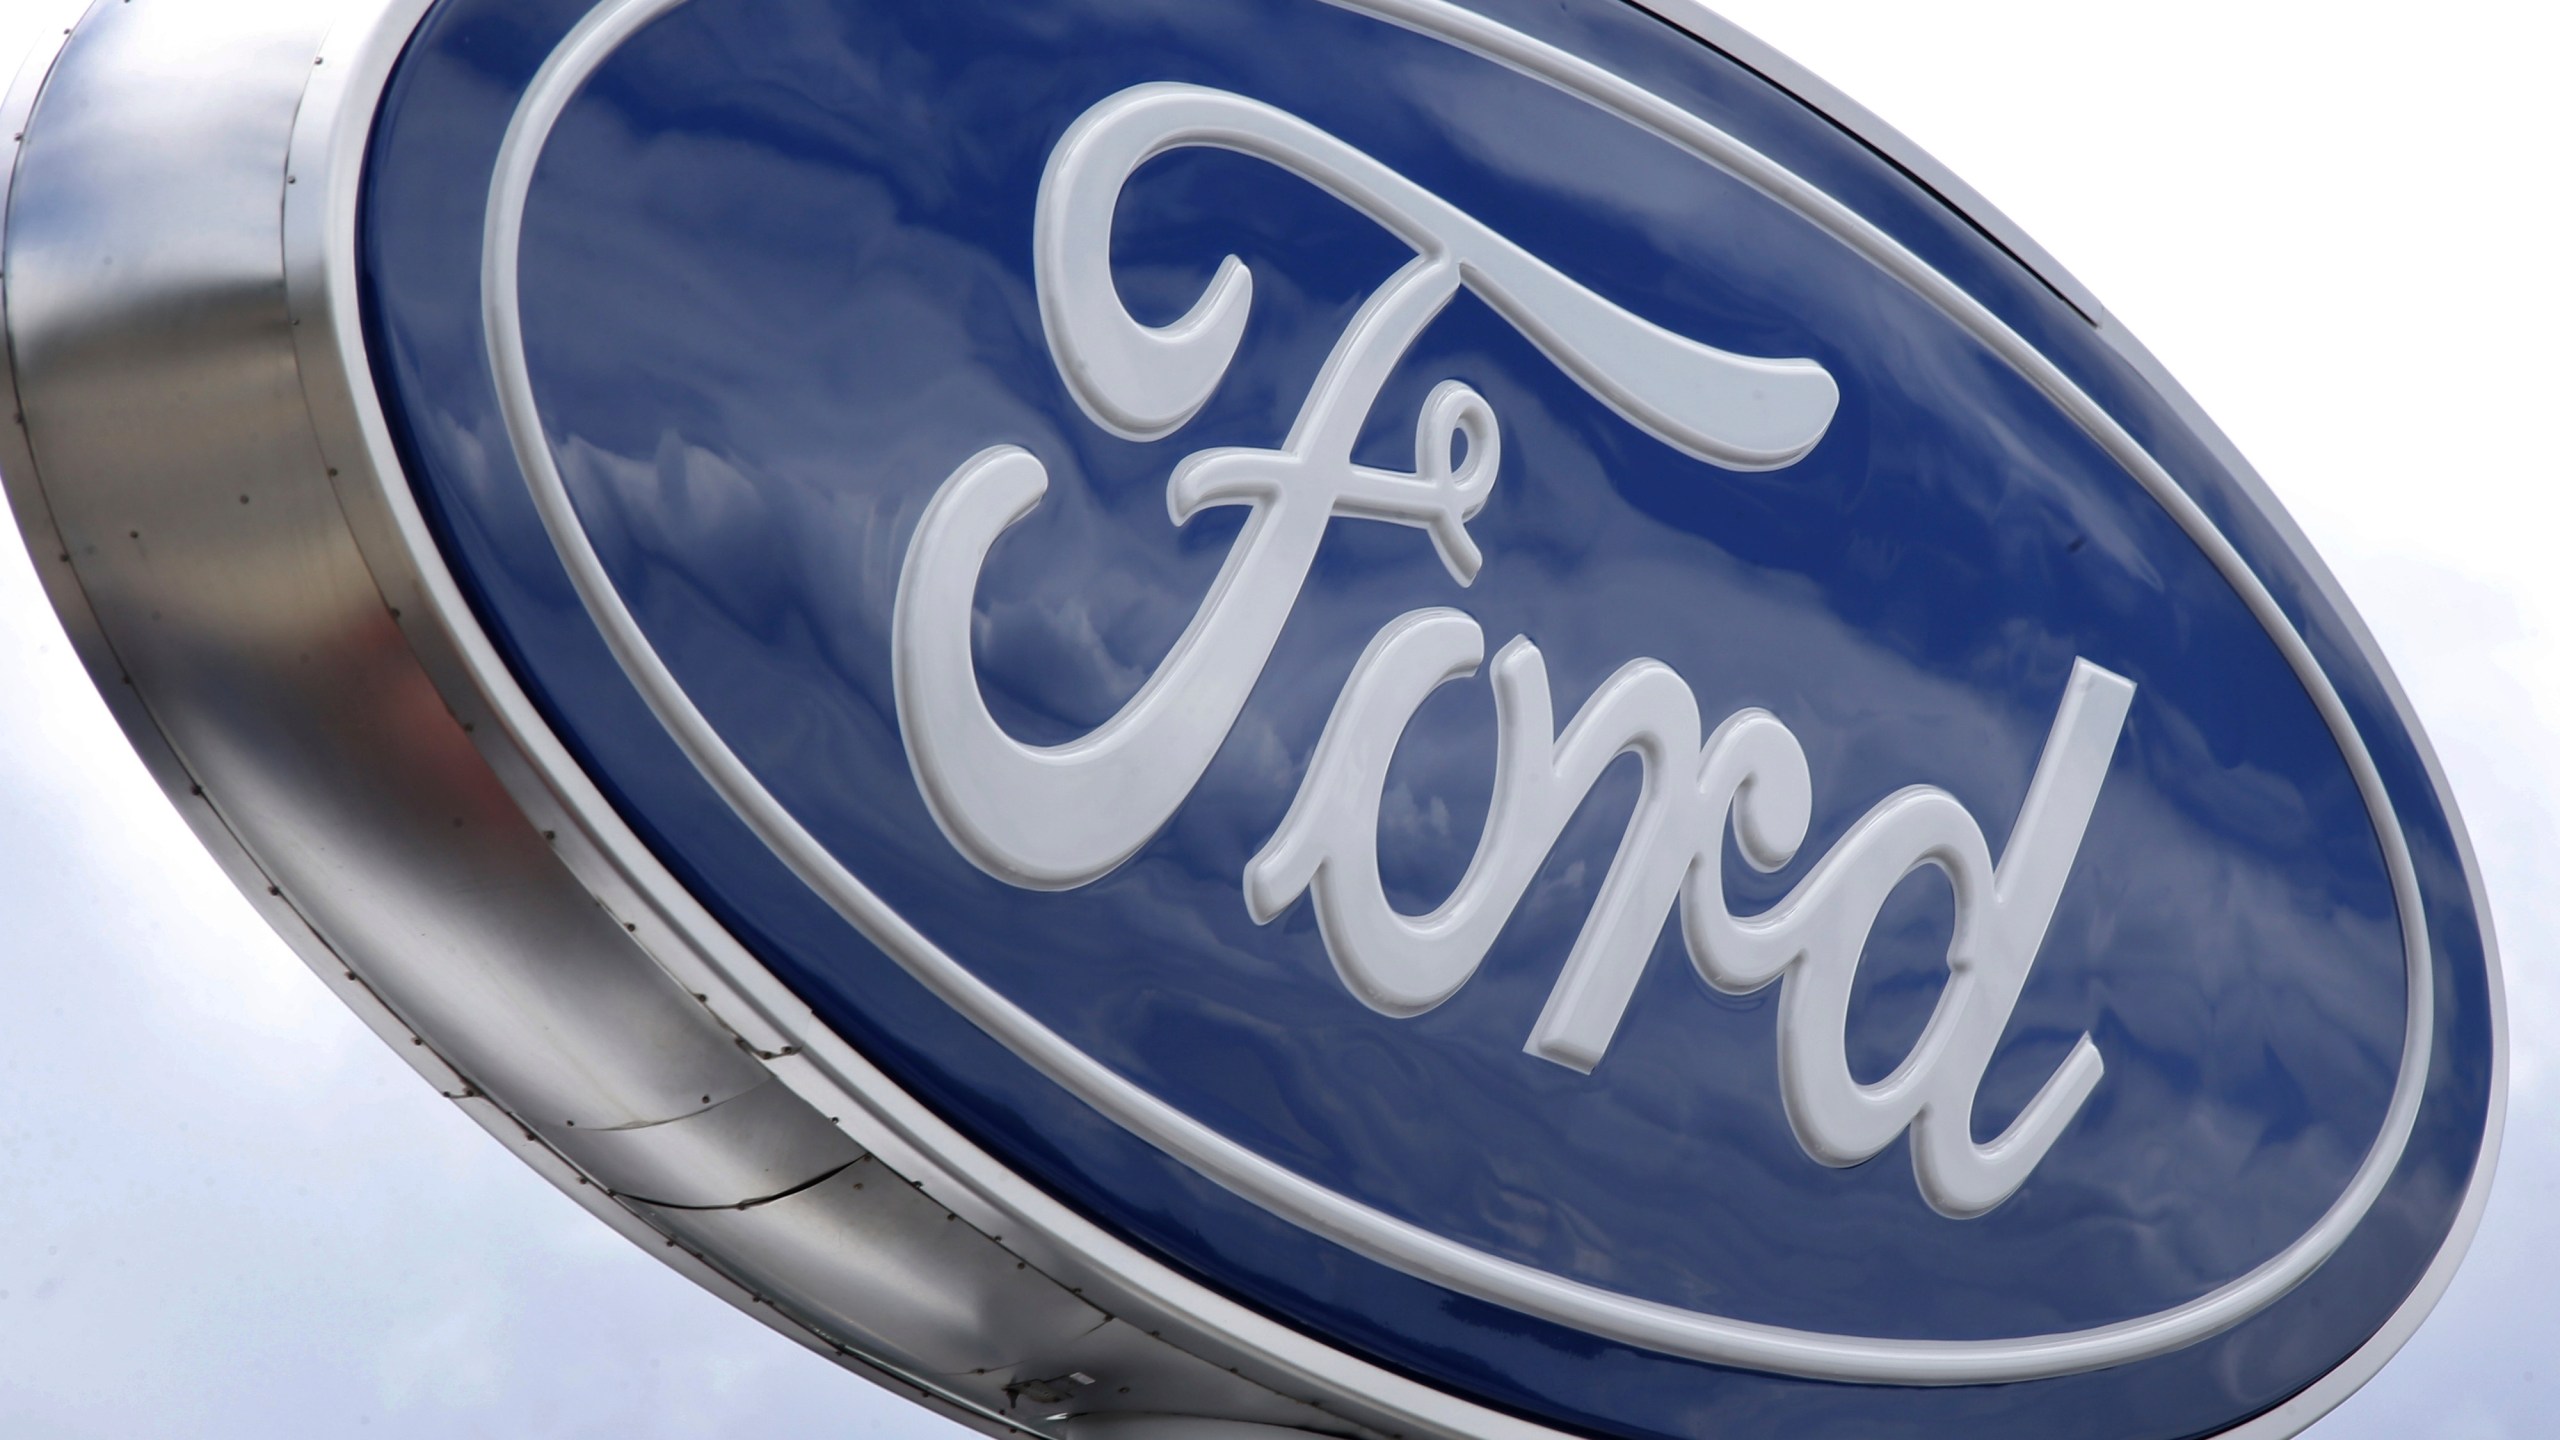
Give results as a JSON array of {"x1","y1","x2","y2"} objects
[{"x1": 478, "y1": 0, "x2": 2434, "y2": 1387}]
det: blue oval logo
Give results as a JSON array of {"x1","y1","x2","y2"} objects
[{"x1": 360, "y1": 0, "x2": 2498, "y2": 1435}]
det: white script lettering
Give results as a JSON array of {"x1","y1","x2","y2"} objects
[{"x1": 891, "y1": 84, "x2": 2125, "y2": 1214}]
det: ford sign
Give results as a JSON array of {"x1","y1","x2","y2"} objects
[{"x1": 0, "y1": 1, "x2": 2501, "y2": 1438}]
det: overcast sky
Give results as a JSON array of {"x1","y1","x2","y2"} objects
[{"x1": 0, "y1": 1, "x2": 2550, "y2": 1436}]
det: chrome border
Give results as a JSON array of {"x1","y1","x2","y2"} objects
[
  {"x1": 1629, "y1": 4, "x2": 2508, "y2": 1429},
  {"x1": 0, "y1": 0, "x2": 2502, "y2": 1435},
  {"x1": 0, "y1": 2, "x2": 1388, "y2": 1436},
  {"x1": 484, "y1": 0, "x2": 2430, "y2": 1388}
]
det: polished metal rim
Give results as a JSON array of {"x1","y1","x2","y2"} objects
[
  {"x1": 0, "y1": 1, "x2": 2504, "y2": 1436},
  {"x1": 483, "y1": 0, "x2": 2432, "y2": 1388}
]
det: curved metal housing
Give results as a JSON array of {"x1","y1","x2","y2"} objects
[
  {"x1": 0, "y1": 2, "x2": 2502, "y2": 1438},
  {"x1": 0, "y1": 3, "x2": 1375, "y2": 1436}
]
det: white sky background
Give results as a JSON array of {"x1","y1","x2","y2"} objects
[{"x1": 0, "y1": 0, "x2": 2550, "y2": 1436}]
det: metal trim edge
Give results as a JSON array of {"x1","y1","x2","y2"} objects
[{"x1": 1634, "y1": 4, "x2": 2510, "y2": 1432}]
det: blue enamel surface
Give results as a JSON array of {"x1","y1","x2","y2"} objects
[{"x1": 358, "y1": 1, "x2": 2496, "y2": 1436}]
